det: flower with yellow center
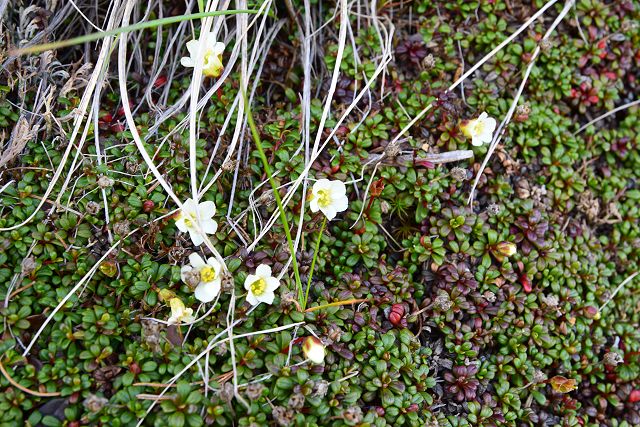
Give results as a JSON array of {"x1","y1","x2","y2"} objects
[
  {"x1": 244, "y1": 264, "x2": 280, "y2": 306},
  {"x1": 309, "y1": 179, "x2": 349, "y2": 220},
  {"x1": 460, "y1": 112, "x2": 497, "y2": 146},
  {"x1": 167, "y1": 297, "x2": 195, "y2": 325},
  {"x1": 180, "y1": 33, "x2": 225, "y2": 78},
  {"x1": 174, "y1": 198, "x2": 217, "y2": 246},
  {"x1": 181, "y1": 253, "x2": 223, "y2": 303},
  {"x1": 302, "y1": 336, "x2": 325, "y2": 364}
]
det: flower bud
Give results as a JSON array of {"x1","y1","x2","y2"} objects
[
  {"x1": 302, "y1": 336, "x2": 325, "y2": 364},
  {"x1": 495, "y1": 241, "x2": 517, "y2": 258}
]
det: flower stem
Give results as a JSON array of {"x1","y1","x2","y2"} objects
[
  {"x1": 302, "y1": 217, "x2": 327, "y2": 310},
  {"x1": 243, "y1": 92, "x2": 304, "y2": 304}
]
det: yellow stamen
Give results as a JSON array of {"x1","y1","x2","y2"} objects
[
  {"x1": 316, "y1": 189, "x2": 331, "y2": 208},
  {"x1": 200, "y1": 266, "x2": 216, "y2": 283},
  {"x1": 250, "y1": 278, "x2": 267, "y2": 296}
]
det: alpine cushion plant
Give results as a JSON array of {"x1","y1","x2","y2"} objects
[
  {"x1": 244, "y1": 263, "x2": 281, "y2": 306},
  {"x1": 180, "y1": 32, "x2": 225, "y2": 78},
  {"x1": 174, "y1": 198, "x2": 218, "y2": 246},
  {"x1": 3, "y1": 1, "x2": 640, "y2": 426},
  {"x1": 180, "y1": 253, "x2": 223, "y2": 303}
]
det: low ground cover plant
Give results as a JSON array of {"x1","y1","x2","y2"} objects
[{"x1": 1, "y1": 0, "x2": 639, "y2": 426}]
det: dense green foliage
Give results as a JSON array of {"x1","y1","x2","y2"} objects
[{"x1": 1, "y1": 0, "x2": 640, "y2": 426}]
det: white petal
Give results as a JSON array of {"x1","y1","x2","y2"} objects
[
  {"x1": 306, "y1": 345, "x2": 325, "y2": 364},
  {"x1": 206, "y1": 257, "x2": 222, "y2": 274},
  {"x1": 199, "y1": 218, "x2": 218, "y2": 234},
  {"x1": 483, "y1": 117, "x2": 497, "y2": 134},
  {"x1": 188, "y1": 253, "x2": 206, "y2": 268},
  {"x1": 189, "y1": 229, "x2": 205, "y2": 246},
  {"x1": 309, "y1": 198, "x2": 319, "y2": 213},
  {"x1": 246, "y1": 292, "x2": 259, "y2": 306},
  {"x1": 195, "y1": 279, "x2": 221, "y2": 303},
  {"x1": 332, "y1": 194, "x2": 349, "y2": 213},
  {"x1": 244, "y1": 274, "x2": 259, "y2": 291},
  {"x1": 180, "y1": 57, "x2": 194, "y2": 68},
  {"x1": 255, "y1": 264, "x2": 272, "y2": 279},
  {"x1": 182, "y1": 198, "x2": 198, "y2": 216},
  {"x1": 471, "y1": 136, "x2": 483, "y2": 147},
  {"x1": 312, "y1": 179, "x2": 331, "y2": 194},
  {"x1": 257, "y1": 289, "x2": 275, "y2": 305},
  {"x1": 212, "y1": 42, "x2": 225, "y2": 54},
  {"x1": 266, "y1": 277, "x2": 280, "y2": 292},
  {"x1": 203, "y1": 32, "x2": 218, "y2": 46},
  {"x1": 329, "y1": 180, "x2": 346, "y2": 196},
  {"x1": 198, "y1": 201, "x2": 216, "y2": 218},
  {"x1": 186, "y1": 40, "x2": 200, "y2": 56},
  {"x1": 478, "y1": 111, "x2": 488, "y2": 121},
  {"x1": 175, "y1": 217, "x2": 188, "y2": 233},
  {"x1": 321, "y1": 206, "x2": 337, "y2": 221}
]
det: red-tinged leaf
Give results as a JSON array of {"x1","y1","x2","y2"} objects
[
  {"x1": 520, "y1": 274, "x2": 532, "y2": 293},
  {"x1": 153, "y1": 75, "x2": 167, "y2": 88},
  {"x1": 629, "y1": 390, "x2": 640, "y2": 403}
]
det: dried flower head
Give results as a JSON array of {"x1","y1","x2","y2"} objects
[
  {"x1": 245, "y1": 383, "x2": 265, "y2": 401},
  {"x1": 312, "y1": 380, "x2": 329, "y2": 397},
  {"x1": 434, "y1": 293, "x2": 453, "y2": 311},
  {"x1": 83, "y1": 394, "x2": 108, "y2": 413},
  {"x1": 272, "y1": 406, "x2": 294, "y2": 426},
  {"x1": 86, "y1": 201, "x2": 101, "y2": 215},
  {"x1": 343, "y1": 406, "x2": 363, "y2": 424},
  {"x1": 113, "y1": 220, "x2": 130, "y2": 236},
  {"x1": 97, "y1": 175, "x2": 114, "y2": 189},
  {"x1": 450, "y1": 167, "x2": 468, "y2": 182},
  {"x1": 21, "y1": 256, "x2": 37, "y2": 276},
  {"x1": 603, "y1": 351, "x2": 624, "y2": 367},
  {"x1": 288, "y1": 392, "x2": 305, "y2": 410}
]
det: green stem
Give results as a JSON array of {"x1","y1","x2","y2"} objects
[
  {"x1": 12, "y1": 9, "x2": 259, "y2": 56},
  {"x1": 243, "y1": 92, "x2": 304, "y2": 304},
  {"x1": 302, "y1": 217, "x2": 327, "y2": 310}
]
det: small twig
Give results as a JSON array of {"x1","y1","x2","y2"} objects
[
  {"x1": 0, "y1": 358, "x2": 61, "y2": 397},
  {"x1": 573, "y1": 99, "x2": 640, "y2": 135},
  {"x1": 598, "y1": 272, "x2": 639, "y2": 313}
]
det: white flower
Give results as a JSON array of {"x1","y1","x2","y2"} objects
[
  {"x1": 180, "y1": 33, "x2": 225, "y2": 78},
  {"x1": 309, "y1": 179, "x2": 349, "y2": 220},
  {"x1": 181, "y1": 253, "x2": 223, "y2": 303},
  {"x1": 167, "y1": 298, "x2": 194, "y2": 325},
  {"x1": 175, "y1": 198, "x2": 217, "y2": 246},
  {"x1": 460, "y1": 112, "x2": 497, "y2": 146},
  {"x1": 244, "y1": 264, "x2": 280, "y2": 306},
  {"x1": 302, "y1": 336, "x2": 325, "y2": 364}
]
